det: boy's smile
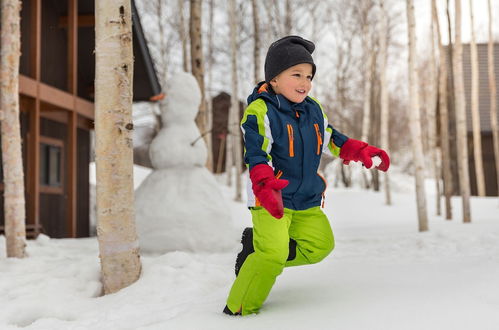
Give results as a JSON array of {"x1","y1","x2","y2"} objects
[{"x1": 270, "y1": 63, "x2": 313, "y2": 103}]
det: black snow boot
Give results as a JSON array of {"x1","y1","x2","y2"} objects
[
  {"x1": 234, "y1": 227, "x2": 299, "y2": 276},
  {"x1": 223, "y1": 305, "x2": 241, "y2": 316},
  {"x1": 234, "y1": 227, "x2": 254, "y2": 276}
]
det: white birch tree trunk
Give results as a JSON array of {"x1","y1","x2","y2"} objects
[
  {"x1": 189, "y1": 0, "x2": 210, "y2": 170},
  {"x1": 228, "y1": 0, "x2": 242, "y2": 201},
  {"x1": 432, "y1": 0, "x2": 453, "y2": 219},
  {"x1": 225, "y1": 128, "x2": 234, "y2": 186},
  {"x1": 95, "y1": 0, "x2": 141, "y2": 294},
  {"x1": 453, "y1": 0, "x2": 472, "y2": 223},
  {"x1": 0, "y1": 0, "x2": 26, "y2": 258},
  {"x1": 361, "y1": 38, "x2": 372, "y2": 144},
  {"x1": 284, "y1": 0, "x2": 292, "y2": 35},
  {"x1": 361, "y1": 27, "x2": 373, "y2": 189},
  {"x1": 428, "y1": 0, "x2": 441, "y2": 215},
  {"x1": 378, "y1": 0, "x2": 391, "y2": 205},
  {"x1": 252, "y1": 0, "x2": 261, "y2": 85},
  {"x1": 469, "y1": 0, "x2": 485, "y2": 197},
  {"x1": 178, "y1": 0, "x2": 189, "y2": 72},
  {"x1": 446, "y1": 0, "x2": 460, "y2": 197},
  {"x1": 205, "y1": 0, "x2": 214, "y2": 173},
  {"x1": 406, "y1": 0, "x2": 429, "y2": 232},
  {"x1": 156, "y1": 0, "x2": 168, "y2": 83},
  {"x1": 487, "y1": 0, "x2": 499, "y2": 199}
]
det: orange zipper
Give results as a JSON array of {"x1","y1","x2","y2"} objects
[
  {"x1": 287, "y1": 124, "x2": 295, "y2": 157},
  {"x1": 314, "y1": 123, "x2": 322, "y2": 155},
  {"x1": 317, "y1": 172, "x2": 327, "y2": 208},
  {"x1": 275, "y1": 170, "x2": 283, "y2": 179}
]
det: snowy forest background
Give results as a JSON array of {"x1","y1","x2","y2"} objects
[
  {"x1": 133, "y1": 0, "x2": 499, "y2": 227},
  {"x1": 134, "y1": 0, "x2": 497, "y2": 170},
  {"x1": 1, "y1": 0, "x2": 499, "y2": 329}
]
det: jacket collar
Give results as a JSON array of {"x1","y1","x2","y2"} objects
[{"x1": 247, "y1": 81, "x2": 306, "y2": 114}]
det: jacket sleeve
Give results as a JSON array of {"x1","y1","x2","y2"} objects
[
  {"x1": 308, "y1": 96, "x2": 349, "y2": 157},
  {"x1": 240, "y1": 99, "x2": 273, "y2": 169},
  {"x1": 323, "y1": 124, "x2": 349, "y2": 157}
]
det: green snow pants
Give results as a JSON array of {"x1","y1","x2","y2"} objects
[{"x1": 226, "y1": 206, "x2": 335, "y2": 315}]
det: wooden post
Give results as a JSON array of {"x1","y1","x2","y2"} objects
[{"x1": 67, "y1": 0, "x2": 78, "y2": 237}]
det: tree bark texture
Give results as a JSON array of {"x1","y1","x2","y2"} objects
[
  {"x1": 179, "y1": 0, "x2": 189, "y2": 72},
  {"x1": 434, "y1": 0, "x2": 453, "y2": 219},
  {"x1": 0, "y1": 0, "x2": 26, "y2": 258},
  {"x1": 228, "y1": 0, "x2": 242, "y2": 201},
  {"x1": 95, "y1": 0, "x2": 141, "y2": 294},
  {"x1": 453, "y1": 0, "x2": 472, "y2": 223},
  {"x1": 429, "y1": 0, "x2": 441, "y2": 215},
  {"x1": 378, "y1": 0, "x2": 391, "y2": 205},
  {"x1": 446, "y1": 0, "x2": 459, "y2": 196},
  {"x1": 205, "y1": 0, "x2": 214, "y2": 172},
  {"x1": 189, "y1": 0, "x2": 208, "y2": 148},
  {"x1": 406, "y1": 0, "x2": 429, "y2": 232},
  {"x1": 284, "y1": 0, "x2": 292, "y2": 35},
  {"x1": 361, "y1": 33, "x2": 373, "y2": 144},
  {"x1": 468, "y1": 0, "x2": 486, "y2": 197},
  {"x1": 252, "y1": 0, "x2": 261, "y2": 85},
  {"x1": 361, "y1": 25, "x2": 374, "y2": 190}
]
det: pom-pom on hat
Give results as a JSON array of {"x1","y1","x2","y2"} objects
[{"x1": 264, "y1": 35, "x2": 316, "y2": 82}]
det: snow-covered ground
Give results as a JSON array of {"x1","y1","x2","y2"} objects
[{"x1": 1, "y1": 167, "x2": 498, "y2": 330}]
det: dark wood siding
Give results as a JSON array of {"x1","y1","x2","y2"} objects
[
  {"x1": 468, "y1": 133, "x2": 498, "y2": 196},
  {"x1": 77, "y1": 128, "x2": 90, "y2": 237},
  {"x1": 447, "y1": 43, "x2": 499, "y2": 196},
  {"x1": 462, "y1": 43, "x2": 499, "y2": 133},
  {"x1": 39, "y1": 194, "x2": 66, "y2": 237},
  {"x1": 41, "y1": 0, "x2": 69, "y2": 92},
  {"x1": 212, "y1": 93, "x2": 231, "y2": 173},
  {"x1": 39, "y1": 118, "x2": 67, "y2": 237},
  {"x1": 20, "y1": 0, "x2": 33, "y2": 77},
  {"x1": 211, "y1": 93, "x2": 244, "y2": 173}
]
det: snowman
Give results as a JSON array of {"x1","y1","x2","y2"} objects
[{"x1": 135, "y1": 72, "x2": 237, "y2": 253}]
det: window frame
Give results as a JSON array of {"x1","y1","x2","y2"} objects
[{"x1": 39, "y1": 136, "x2": 64, "y2": 194}]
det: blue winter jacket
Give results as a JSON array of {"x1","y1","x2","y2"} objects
[{"x1": 241, "y1": 82, "x2": 349, "y2": 210}]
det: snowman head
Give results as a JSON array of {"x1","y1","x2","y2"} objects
[{"x1": 162, "y1": 71, "x2": 201, "y2": 122}]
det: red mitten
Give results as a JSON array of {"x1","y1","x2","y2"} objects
[
  {"x1": 250, "y1": 164, "x2": 289, "y2": 218},
  {"x1": 339, "y1": 138, "x2": 390, "y2": 172}
]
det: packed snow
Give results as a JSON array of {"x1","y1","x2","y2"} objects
[{"x1": 1, "y1": 164, "x2": 498, "y2": 330}]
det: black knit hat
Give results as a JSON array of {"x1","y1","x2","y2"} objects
[{"x1": 264, "y1": 35, "x2": 316, "y2": 82}]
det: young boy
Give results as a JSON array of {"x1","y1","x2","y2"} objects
[{"x1": 223, "y1": 36, "x2": 390, "y2": 316}]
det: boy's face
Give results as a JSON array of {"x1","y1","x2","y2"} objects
[{"x1": 270, "y1": 63, "x2": 313, "y2": 103}]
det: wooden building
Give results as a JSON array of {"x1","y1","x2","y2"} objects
[
  {"x1": 211, "y1": 92, "x2": 244, "y2": 173},
  {"x1": 0, "y1": 0, "x2": 161, "y2": 238},
  {"x1": 462, "y1": 43, "x2": 499, "y2": 196}
]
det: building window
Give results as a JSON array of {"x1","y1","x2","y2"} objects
[{"x1": 39, "y1": 137, "x2": 64, "y2": 193}]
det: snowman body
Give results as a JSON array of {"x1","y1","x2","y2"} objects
[{"x1": 135, "y1": 72, "x2": 236, "y2": 253}]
